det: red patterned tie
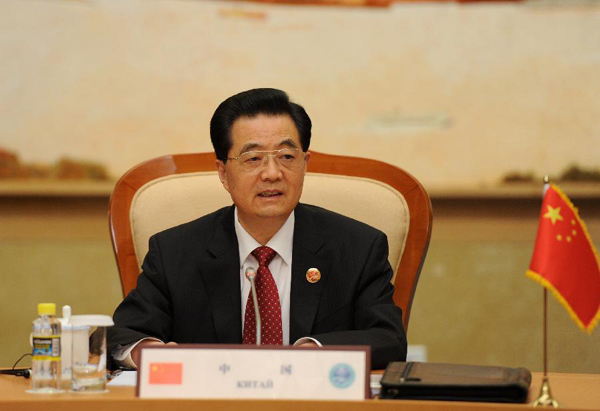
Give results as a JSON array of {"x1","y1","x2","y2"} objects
[{"x1": 242, "y1": 246, "x2": 283, "y2": 345}]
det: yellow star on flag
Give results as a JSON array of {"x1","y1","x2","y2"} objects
[{"x1": 544, "y1": 205, "x2": 564, "y2": 225}]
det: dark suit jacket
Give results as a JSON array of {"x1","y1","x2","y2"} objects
[{"x1": 107, "y1": 203, "x2": 407, "y2": 369}]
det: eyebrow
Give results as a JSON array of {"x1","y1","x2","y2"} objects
[
  {"x1": 239, "y1": 139, "x2": 300, "y2": 154},
  {"x1": 239, "y1": 143, "x2": 260, "y2": 154}
]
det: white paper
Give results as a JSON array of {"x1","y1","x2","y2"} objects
[{"x1": 108, "y1": 371, "x2": 138, "y2": 386}]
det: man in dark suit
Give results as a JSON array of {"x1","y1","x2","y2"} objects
[{"x1": 107, "y1": 88, "x2": 406, "y2": 370}]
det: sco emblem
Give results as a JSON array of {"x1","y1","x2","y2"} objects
[{"x1": 329, "y1": 363, "x2": 355, "y2": 389}]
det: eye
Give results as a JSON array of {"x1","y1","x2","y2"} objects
[
  {"x1": 278, "y1": 150, "x2": 298, "y2": 161},
  {"x1": 241, "y1": 152, "x2": 264, "y2": 163}
]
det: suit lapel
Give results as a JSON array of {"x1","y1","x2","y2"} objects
[
  {"x1": 290, "y1": 204, "x2": 331, "y2": 342},
  {"x1": 203, "y1": 206, "x2": 243, "y2": 343}
]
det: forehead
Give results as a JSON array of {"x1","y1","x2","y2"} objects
[{"x1": 229, "y1": 114, "x2": 300, "y2": 151}]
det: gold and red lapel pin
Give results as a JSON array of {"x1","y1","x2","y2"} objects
[{"x1": 306, "y1": 268, "x2": 321, "y2": 284}]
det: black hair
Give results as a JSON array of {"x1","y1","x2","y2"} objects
[{"x1": 210, "y1": 88, "x2": 312, "y2": 161}]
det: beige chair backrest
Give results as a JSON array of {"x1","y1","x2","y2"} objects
[{"x1": 130, "y1": 172, "x2": 409, "y2": 284}]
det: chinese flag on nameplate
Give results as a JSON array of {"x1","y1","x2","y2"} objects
[
  {"x1": 148, "y1": 362, "x2": 183, "y2": 385},
  {"x1": 527, "y1": 182, "x2": 600, "y2": 333}
]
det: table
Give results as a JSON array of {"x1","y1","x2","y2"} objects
[{"x1": 2, "y1": 372, "x2": 599, "y2": 411}]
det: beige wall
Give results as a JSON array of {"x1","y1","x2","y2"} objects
[
  {"x1": 410, "y1": 196, "x2": 600, "y2": 373},
  {"x1": 0, "y1": 196, "x2": 122, "y2": 369}
]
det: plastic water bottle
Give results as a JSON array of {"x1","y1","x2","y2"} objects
[{"x1": 31, "y1": 303, "x2": 63, "y2": 393}]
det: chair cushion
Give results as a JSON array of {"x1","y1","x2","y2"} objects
[{"x1": 130, "y1": 172, "x2": 409, "y2": 282}]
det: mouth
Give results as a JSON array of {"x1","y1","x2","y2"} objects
[{"x1": 257, "y1": 190, "x2": 283, "y2": 198}]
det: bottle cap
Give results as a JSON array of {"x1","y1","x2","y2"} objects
[{"x1": 38, "y1": 303, "x2": 56, "y2": 316}]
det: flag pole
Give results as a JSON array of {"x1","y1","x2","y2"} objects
[
  {"x1": 533, "y1": 175, "x2": 558, "y2": 408},
  {"x1": 533, "y1": 288, "x2": 558, "y2": 407}
]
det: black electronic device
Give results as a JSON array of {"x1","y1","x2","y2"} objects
[
  {"x1": 380, "y1": 362, "x2": 531, "y2": 403},
  {"x1": 0, "y1": 368, "x2": 31, "y2": 378}
]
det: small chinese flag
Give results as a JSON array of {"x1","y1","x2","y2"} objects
[
  {"x1": 148, "y1": 362, "x2": 183, "y2": 385},
  {"x1": 527, "y1": 183, "x2": 600, "y2": 333}
]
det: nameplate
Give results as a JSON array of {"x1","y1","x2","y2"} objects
[{"x1": 137, "y1": 344, "x2": 370, "y2": 400}]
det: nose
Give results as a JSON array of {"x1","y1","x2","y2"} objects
[{"x1": 260, "y1": 154, "x2": 282, "y2": 181}]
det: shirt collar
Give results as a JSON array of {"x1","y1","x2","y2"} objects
[{"x1": 234, "y1": 207, "x2": 294, "y2": 266}]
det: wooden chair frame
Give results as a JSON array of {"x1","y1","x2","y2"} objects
[{"x1": 108, "y1": 151, "x2": 432, "y2": 331}]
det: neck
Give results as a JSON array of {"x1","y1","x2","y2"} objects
[{"x1": 238, "y1": 215, "x2": 288, "y2": 245}]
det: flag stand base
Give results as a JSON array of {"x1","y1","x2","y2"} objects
[{"x1": 533, "y1": 377, "x2": 559, "y2": 408}]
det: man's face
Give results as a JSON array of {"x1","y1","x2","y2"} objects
[{"x1": 216, "y1": 114, "x2": 310, "y2": 230}]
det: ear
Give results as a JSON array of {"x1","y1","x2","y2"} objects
[{"x1": 216, "y1": 159, "x2": 230, "y2": 192}]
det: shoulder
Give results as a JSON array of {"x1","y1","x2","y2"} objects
[{"x1": 296, "y1": 203, "x2": 384, "y2": 241}]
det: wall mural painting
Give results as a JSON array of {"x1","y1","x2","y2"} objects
[{"x1": 0, "y1": 148, "x2": 110, "y2": 182}]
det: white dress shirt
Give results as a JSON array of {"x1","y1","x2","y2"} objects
[{"x1": 235, "y1": 207, "x2": 294, "y2": 345}]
